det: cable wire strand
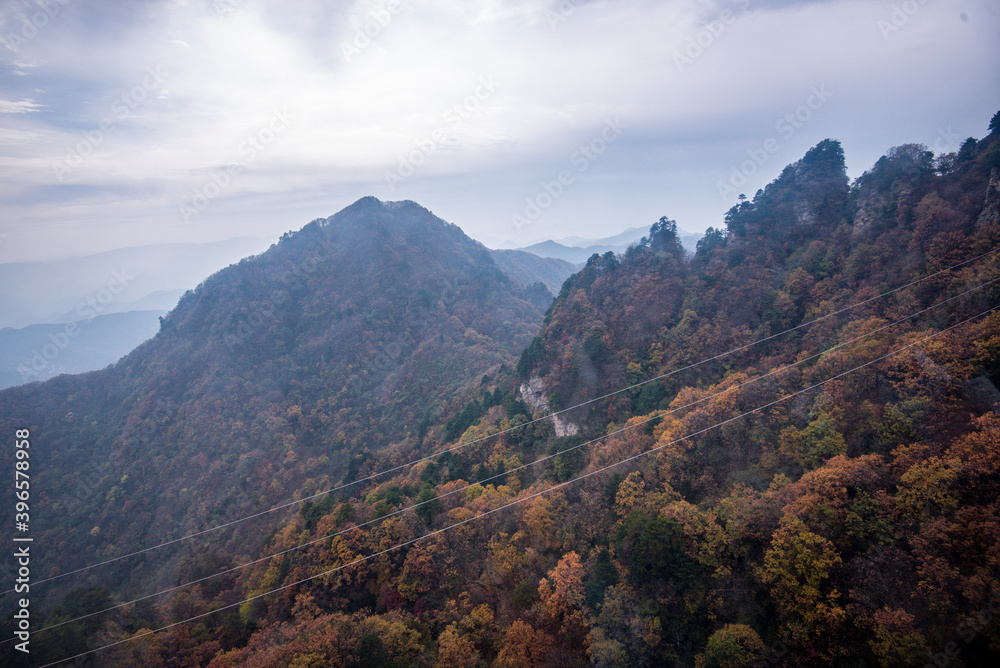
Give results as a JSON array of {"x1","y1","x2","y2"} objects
[
  {"x1": 16, "y1": 246, "x2": 998, "y2": 593},
  {"x1": 19, "y1": 276, "x2": 998, "y2": 640},
  {"x1": 38, "y1": 303, "x2": 997, "y2": 668},
  {"x1": 23, "y1": 293, "x2": 998, "y2": 654}
]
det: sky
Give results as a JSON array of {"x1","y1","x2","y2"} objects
[{"x1": 0, "y1": 0, "x2": 998, "y2": 262}]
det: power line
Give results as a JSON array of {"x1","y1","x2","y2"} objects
[
  {"x1": 37, "y1": 302, "x2": 998, "y2": 668},
  {"x1": 22, "y1": 279, "x2": 998, "y2": 642},
  {"x1": 17, "y1": 246, "x2": 997, "y2": 593}
]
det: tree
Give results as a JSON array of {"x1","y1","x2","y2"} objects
[
  {"x1": 550, "y1": 435, "x2": 587, "y2": 482},
  {"x1": 586, "y1": 628, "x2": 629, "y2": 668},
  {"x1": 539, "y1": 551, "x2": 586, "y2": 618},
  {"x1": 616, "y1": 510, "x2": 696, "y2": 589},
  {"x1": 759, "y1": 515, "x2": 845, "y2": 644},
  {"x1": 957, "y1": 137, "x2": 978, "y2": 162},
  {"x1": 436, "y1": 625, "x2": 479, "y2": 668},
  {"x1": 695, "y1": 227, "x2": 726, "y2": 261},
  {"x1": 697, "y1": 624, "x2": 765, "y2": 668},
  {"x1": 415, "y1": 483, "x2": 442, "y2": 525},
  {"x1": 585, "y1": 547, "x2": 620, "y2": 608},
  {"x1": 646, "y1": 216, "x2": 685, "y2": 260},
  {"x1": 779, "y1": 413, "x2": 846, "y2": 470},
  {"x1": 492, "y1": 620, "x2": 554, "y2": 667}
]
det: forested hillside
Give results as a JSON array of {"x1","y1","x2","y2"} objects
[
  {"x1": 3, "y1": 115, "x2": 1000, "y2": 667},
  {"x1": 0, "y1": 197, "x2": 546, "y2": 633}
]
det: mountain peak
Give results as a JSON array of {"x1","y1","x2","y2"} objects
[
  {"x1": 323, "y1": 196, "x2": 430, "y2": 223},
  {"x1": 725, "y1": 138, "x2": 849, "y2": 238}
]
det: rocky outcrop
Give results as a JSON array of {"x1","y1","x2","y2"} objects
[
  {"x1": 976, "y1": 168, "x2": 1000, "y2": 230},
  {"x1": 852, "y1": 188, "x2": 891, "y2": 237},
  {"x1": 519, "y1": 375, "x2": 579, "y2": 437}
]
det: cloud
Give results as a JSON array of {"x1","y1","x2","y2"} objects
[
  {"x1": 0, "y1": 0, "x2": 997, "y2": 261},
  {"x1": 0, "y1": 128, "x2": 42, "y2": 142},
  {"x1": 0, "y1": 98, "x2": 42, "y2": 113}
]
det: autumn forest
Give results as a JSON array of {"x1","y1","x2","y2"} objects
[{"x1": 3, "y1": 112, "x2": 1000, "y2": 667}]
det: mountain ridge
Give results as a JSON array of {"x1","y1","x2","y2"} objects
[
  {"x1": 0, "y1": 196, "x2": 546, "y2": 609},
  {"x1": 3, "y1": 119, "x2": 1000, "y2": 667}
]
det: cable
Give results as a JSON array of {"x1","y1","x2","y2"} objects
[
  {"x1": 22, "y1": 278, "x2": 998, "y2": 641},
  {"x1": 37, "y1": 303, "x2": 998, "y2": 668},
  {"x1": 17, "y1": 246, "x2": 998, "y2": 593}
]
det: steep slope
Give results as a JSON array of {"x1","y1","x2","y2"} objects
[
  {"x1": 0, "y1": 197, "x2": 544, "y2": 609},
  {"x1": 5, "y1": 119, "x2": 1000, "y2": 668},
  {"x1": 516, "y1": 139, "x2": 858, "y2": 427},
  {"x1": 180, "y1": 130, "x2": 999, "y2": 668}
]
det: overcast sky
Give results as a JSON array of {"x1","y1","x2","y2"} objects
[{"x1": 1, "y1": 0, "x2": 998, "y2": 261}]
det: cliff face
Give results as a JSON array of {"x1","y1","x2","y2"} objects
[
  {"x1": 850, "y1": 143, "x2": 935, "y2": 238},
  {"x1": 519, "y1": 374, "x2": 579, "y2": 437},
  {"x1": 977, "y1": 167, "x2": 1000, "y2": 229}
]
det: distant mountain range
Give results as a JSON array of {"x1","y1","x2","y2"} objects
[
  {"x1": 0, "y1": 309, "x2": 166, "y2": 389},
  {"x1": 0, "y1": 224, "x2": 690, "y2": 391},
  {"x1": 0, "y1": 236, "x2": 580, "y2": 391},
  {"x1": 0, "y1": 237, "x2": 274, "y2": 389},
  {"x1": 0, "y1": 228, "x2": 671, "y2": 392},
  {"x1": 514, "y1": 226, "x2": 703, "y2": 264},
  {"x1": 0, "y1": 236, "x2": 273, "y2": 329}
]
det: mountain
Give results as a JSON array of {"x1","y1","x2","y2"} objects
[
  {"x1": 517, "y1": 239, "x2": 606, "y2": 264},
  {"x1": 554, "y1": 226, "x2": 649, "y2": 248},
  {"x1": 3, "y1": 116, "x2": 1000, "y2": 668},
  {"x1": 488, "y1": 249, "x2": 577, "y2": 295},
  {"x1": 675, "y1": 230, "x2": 704, "y2": 254},
  {"x1": 557, "y1": 226, "x2": 704, "y2": 255},
  {"x1": 209, "y1": 129, "x2": 996, "y2": 667},
  {"x1": 507, "y1": 135, "x2": 1000, "y2": 664},
  {"x1": 0, "y1": 309, "x2": 166, "y2": 389},
  {"x1": 516, "y1": 139, "x2": 852, "y2": 424},
  {"x1": 0, "y1": 198, "x2": 545, "y2": 623},
  {"x1": 518, "y1": 227, "x2": 702, "y2": 264},
  {"x1": 103, "y1": 288, "x2": 189, "y2": 315},
  {"x1": 0, "y1": 237, "x2": 272, "y2": 329},
  {"x1": 196, "y1": 128, "x2": 997, "y2": 668}
]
